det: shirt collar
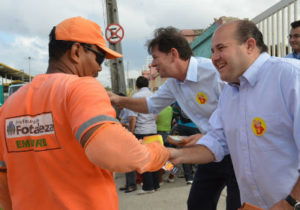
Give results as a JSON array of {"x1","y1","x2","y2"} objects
[
  {"x1": 176, "y1": 56, "x2": 198, "y2": 84},
  {"x1": 292, "y1": 51, "x2": 300, "y2": 59},
  {"x1": 229, "y1": 52, "x2": 270, "y2": 87}
]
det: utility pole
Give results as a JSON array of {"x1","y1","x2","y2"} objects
[{"x1": 105, "y1": 0, "x2": 126, "y2": 95}]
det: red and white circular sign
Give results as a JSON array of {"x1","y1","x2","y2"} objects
[{"x1": 105, "y1": 23, "x2": 125, "y2": 44}]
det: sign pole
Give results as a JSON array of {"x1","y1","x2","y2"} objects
[{"x1": 105, "y1": 0, "x2": 126, "y2": 95}]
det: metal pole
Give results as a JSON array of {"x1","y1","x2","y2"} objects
[
  {"x1": 295, "y1": 0, "x2": 298, "y2": 21},
  {"x1": 28, "y1": 56, "x2": 31, "y2": 82},
  {"x1": 282, "y1": 8, "x2": 286, "y2": 56}
]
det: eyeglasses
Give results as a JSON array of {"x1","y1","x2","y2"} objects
[
  {"x1": 81, "y1": 44, "x2": 106, "y2": 66},
  {"x1": 288, "y1": 34, "x2": 300, "y2": 39}
]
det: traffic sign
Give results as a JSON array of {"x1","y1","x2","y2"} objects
[{"x1": 105, "y1": 23, "x2": 124, "y2": 44}]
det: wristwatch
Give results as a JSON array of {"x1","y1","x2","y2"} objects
[{"x1": 285, "y1": 194, "x2": 300, "y2": 210}]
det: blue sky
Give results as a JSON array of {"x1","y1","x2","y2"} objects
[{"x1": 0, "y1": 0, "x2": 283, "y2": 87}]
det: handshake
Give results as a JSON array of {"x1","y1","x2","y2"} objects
[{"x1": 141, "y1": 134, "x2": 204, "y2": 175}]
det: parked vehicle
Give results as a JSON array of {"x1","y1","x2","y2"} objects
[{"x1": 8, "y1": 83, "x2": 25, "y2": 96}]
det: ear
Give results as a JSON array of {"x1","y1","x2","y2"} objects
[
  {"x1": 170, "y1": 48, "x2": 180, "y2": 61},
  {"x1": 245, "y1": 38, "x2": 256, "y2": 54},
  {"x1": 69, "y1": 43, "x2": 82, "y2": 64}
]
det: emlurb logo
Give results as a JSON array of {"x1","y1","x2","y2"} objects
[{"x1": 7, "y1": 121, "x2": 15, "y2": 136}]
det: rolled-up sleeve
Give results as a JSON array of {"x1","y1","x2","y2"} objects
[
  {"x1": 147, "y1": 80, "x2": 176, "y2": 114},
  {"x1": 196, "y1": 107, "x2": 229, "y2": 162}
]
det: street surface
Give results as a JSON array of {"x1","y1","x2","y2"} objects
[{"x1": 115, "y1": 173, "x2": 226, "y2": 210}]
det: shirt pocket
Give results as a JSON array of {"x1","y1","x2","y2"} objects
[{"x1": 248, "y1": 114, "x2": 288, "y2": 151}]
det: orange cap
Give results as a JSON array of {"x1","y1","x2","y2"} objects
[{"x1": 55, "y1": 16, "x2": 122, "y2": 59}]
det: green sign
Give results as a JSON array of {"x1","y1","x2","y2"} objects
[{"x1": 0, "y1": 85, "x2": 4, "y2": 106}]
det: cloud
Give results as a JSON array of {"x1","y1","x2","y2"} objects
[{"x1": 0, "y1": 0, "x2": 288, "y2": 88}]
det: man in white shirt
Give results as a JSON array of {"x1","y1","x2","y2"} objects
[
  {"x1": 126, "y1": 76, "x2": 159, "y2": 195},
  {"x1": 168, "y1": 19, "x2": 300, "y2": 210},
  {"x1": 110, "y1": 27, "x2": 240, "y2": 210}
]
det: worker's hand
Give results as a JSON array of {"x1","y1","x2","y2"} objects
[
  {"x1": 107, "y1": 91, "x2": 122, "y2": 108},
  {"x1": 182, "y1": 133, "x2": 205, "y2": 147},
  {"x1": 269, "y1": 199, "x2": 291, "y2": 210},
  {"x1": 166, "y1": 147, "x2": 182, "y2": 165}
]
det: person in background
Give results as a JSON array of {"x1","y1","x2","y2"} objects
[
  {"x1": 156, "y1": 105, "x2": 173, "y2": 183},
  {"x1": 0, "y1": 17, "x2": 169, "y2": 210},
  {"x1": 286, "y1": 20, "x2": 300, "y2": 59},
  {"x1": 156, "y1": 105, "x2": 173, "y2": 145},
  {"x1": 127, "y1": 76, "x2": 159, "y2": 195},
  {"x1": 170, "y1": 102, "x2": 198, "y2": 185},
  {"x1": 168, "y1": 19, "x2": 300, "y2": 210},
  {"x1": 116, "y1": 93, "x2": 130, "y2": 129}
]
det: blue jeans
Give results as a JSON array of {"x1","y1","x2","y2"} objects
[{"x1": 187, "y1": 155, "x2": 241, "y2": 210}]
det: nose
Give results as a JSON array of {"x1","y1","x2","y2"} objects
[
  {"x1": 211, "y1": 52, "x2": 220, "y2": 62},
  {"x1": 151, "y1": 60, "x2": 157, "y2": 67}
]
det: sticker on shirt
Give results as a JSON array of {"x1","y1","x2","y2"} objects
[
  {"x1": 5, "y1": 113, "x2": 60, "y2": 153},
  {"x1": 252, "y1": 117, "x2": 266, "y2": 136},
  {"x1": 196, "y1": 92, "x2": 207, "y2": 105}
]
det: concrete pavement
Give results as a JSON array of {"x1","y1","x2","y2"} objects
[{"x1": 115, "y1": 173, "x2": 226, "y2": 210}]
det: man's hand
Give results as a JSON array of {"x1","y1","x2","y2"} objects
[
  {"x1": 167, "y1": 147, "x2": 182, "y2": 165},
  {"x1": 269, "y1": 199, "x2": 292, "y2": 210},
  {"x1": 166, "y1": 134, "x2": 204, "y2": 147},
  {"x1": 107, "y1": 91, "x2": 122, "y2": 108},
  {"x1": 183, "y1": 133, "x2": 205, "y2": 147}
]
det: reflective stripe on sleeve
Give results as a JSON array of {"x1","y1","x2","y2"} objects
[
  {"x1": 0, "y1": 160, "x2": 6, "y2": 168},
  {"x1": 76, "y1": 115, "x2": 119, "y2": 141}
]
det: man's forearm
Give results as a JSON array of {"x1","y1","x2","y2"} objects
[
  {"x1": 168, "y1": 145, "x2": 215, "y2": 165},
  {"x1": 119, "y1": 97, "x2": 149, "y2": 113},
  {"x1": 269, "y1": 176, "x2": 300, "y2": 209},
  {"x1": 290, "y1": 177, "x2": 300, "y2": 201},
  {"x1": 85, "y1": 123, "x2": 169, "y2": 173}
]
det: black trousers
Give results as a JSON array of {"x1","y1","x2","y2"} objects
[{"x1": 187, "y1": 155, "x2": 241, "y2": 210}]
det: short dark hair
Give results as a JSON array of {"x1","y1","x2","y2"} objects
[
  {"x1": 147, "y1": 27, "x2": 193, "y2": 60},
  {"x1": 291, "y1": 20, "x2": 300, "y2": 29},
  {"x1": 136, "y1": 76, "x2": 149, "y2": 89},
  {"x1": 48, "y1": 27, "x2": 75, "y2": 62},
  {"x1": 48, "y1": 27, "x2": 91, "y2": 62},
  {"x1": 234, "y1": 20, "x2": 268, "y2": 53}
]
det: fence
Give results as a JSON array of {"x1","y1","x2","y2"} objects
[{"x1": 251, "y1": 0, "x2": 298, "y2": 57}]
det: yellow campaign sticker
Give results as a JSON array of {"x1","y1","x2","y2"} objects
[
  {"x1": 252, "y1": 117, "x2": 266, "y2": 136},
  {"x1": 196, "y1": 92, "x2": 207, "y2": 105}
]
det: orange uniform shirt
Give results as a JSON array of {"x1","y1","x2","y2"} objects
[{"x1": 0, "y1": 73, "x2": 121, "y2": 210}]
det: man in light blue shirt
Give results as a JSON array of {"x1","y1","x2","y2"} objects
[
  {"x1": 169, "y1": 20, "x2": 300, "y2": 210},
  {"x1": 110, "y1": 27, "x2": 241, "y2": 210},
  {"x1": 285, "y1": 20, "x2": 300, "y2": 59}
]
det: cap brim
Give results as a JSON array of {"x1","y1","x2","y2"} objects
[{"x1": 96, "y1": 44, "x2": 123, "y2": 59}]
